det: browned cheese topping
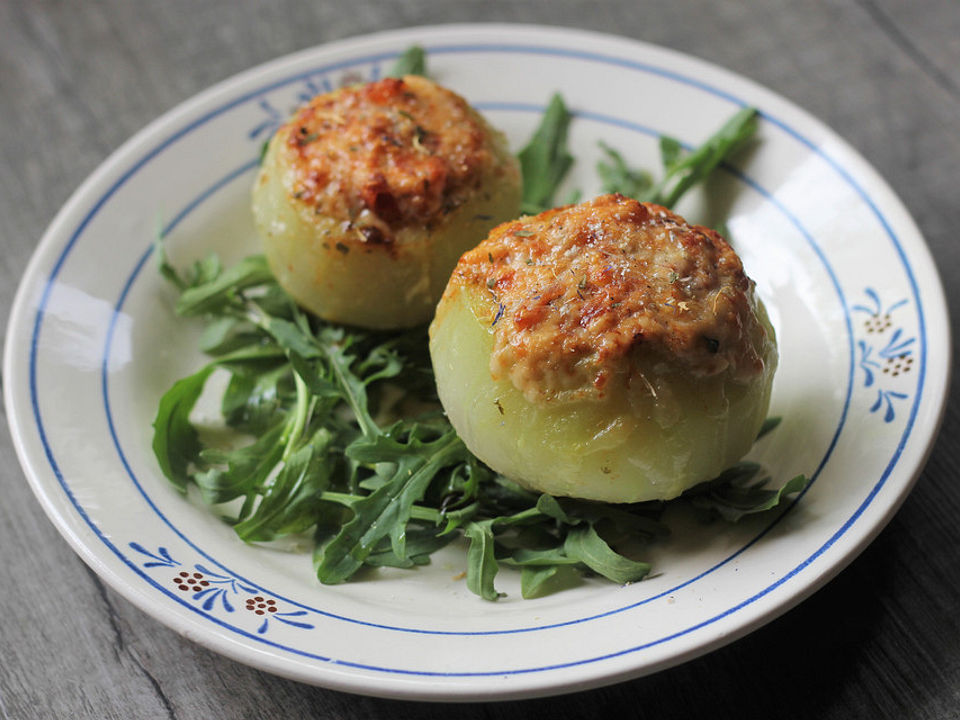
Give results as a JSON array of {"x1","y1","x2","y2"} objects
[
  {"x1": 278, "y1": 76, "x2": 498, "y2": 241},
  {"x1": 450, "y1": 194, "x2": 770, "y2": 403}
]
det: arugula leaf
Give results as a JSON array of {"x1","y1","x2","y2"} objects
[
  {"x1": 535, "y1": 494, "x2": 580, "y2": 525},
  {"x1": 686, "y1": 463, "x2": 809, "y2": 522},
  {"x1": 287, "y1": 351, "x2": 339, "y2": 399},
  {"x1": 154, "y1": 240, "x2": 187, "y2": 292},
  {"x1": 234, "y1": 429, "x2": 335, "y2": 541},
  {"x1": 503, "y1": 547, "x2": 580, "y2": 567},
  {"x1": 563, "y1": 524, "x2": 651, "y2": 585},
  {"x1": 152, "y1": 364, "x2": 215, "y2": 490},
  {"x1": 315, "y1": 430, "x2": 466, "y2": 583},
  {"x1": 221, "y1": 363, "x2": 290, "y2": 433},
  {"x1": 259, "y1": 315, "x2": 322, "y2": 359},
  {"x1": 464, "y1": 520, "x2": 501, "y2": 601},
  {"x1": 596, "y1": 141, "x2": 653, "y2": 198},
  {"x1": 643, "y1": 106, "x2": 758, "y2": 209},
  {"x1": 198, "y1": 317, "x2": 254, "y2": 355},
  {"x1": 365, "y1": 524, "x2": 454, "y2": 567},
  {"x1": 521, "y1": 565, "x2": 581, "y2": 599},
  {"x1": 518, "y1": 93, "x2": 575, "y2": 215},
  {"x1": 553, "y1": 497, "x2": 668, "y2": 541},
  {"x1": 659, "y1": 135, "x2": 684, "y2": 169},
  {"x1": 195, "y1": 422, "x2": 286, "y2": 507},
  {"x1": 520, "y1": 565, "x2": 561, "y2": 599},
  {"x1": 306, "y1": 331, "x2": 387, "y2": 440},
  {"x1": 757, "y1": 416, "x2": 782, "y2": 439},
  {"x1": 594, "y1": 107, "x2": 757, "y2": 212},
  {"x1": 388, "y1": 45, "x2": 427, "y2": 78},
  {"x1": 176, "y1": 255, "x2": 274, "y2": 317}
]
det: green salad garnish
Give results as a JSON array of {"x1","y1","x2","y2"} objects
[{"x1": 152, "y1": 51, "x2": 805, "y2": 600}]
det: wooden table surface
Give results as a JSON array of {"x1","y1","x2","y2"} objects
[{"x1": 2, "y1": 1, "x2": 959, "y2": 717}]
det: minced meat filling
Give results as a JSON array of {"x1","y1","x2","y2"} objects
[
  {"x1": 279, "y1": 76, "x2": 495, "y2": 237},
  {"x1": 451, "y1": 194, "x2": 769, "y2": 403}
]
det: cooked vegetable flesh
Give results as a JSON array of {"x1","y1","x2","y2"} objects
[
  {"x1": 430, "y1": 194, "x2": 777, "y2": 502},
  {"x1": 252, "y1": 75, "x2": 521, "y2": 329}
]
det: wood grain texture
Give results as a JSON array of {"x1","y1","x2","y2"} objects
[{"x1": 2, "y1": 0, "x2": 959, "y2": 717}]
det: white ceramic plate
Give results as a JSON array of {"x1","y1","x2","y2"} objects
[{"x1": 4, "y1": 24, "x2": 950, "y2": 701}]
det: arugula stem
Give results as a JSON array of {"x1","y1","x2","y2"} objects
[
  {"x1": 319, "y1": 490, "x2": 441, "y2": 521},
  {"x1": 325, "y1": 345, "x2": 382, "y2": 440},
  {"x1": 281, "y1": 372, "x2": 310, "y2": 461},
  {"x1": 491, "y1": 506, "x2": 544, "y2": 528},
  {"x1": 642, "y1": 107, "x2": 757, "y2": 209}
]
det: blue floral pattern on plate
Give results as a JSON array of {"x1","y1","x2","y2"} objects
[
  {"x1": 130, "y1": 543, "x2": 315, "y2": 634},
  {"x1": 853, "y1": 287, "x2": 915, "y2": 422}
]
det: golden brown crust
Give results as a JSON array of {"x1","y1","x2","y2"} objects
[
  {"x1": 275, "y1": 76, "x2": 498, "y2": 241},
  {"x1": 449, "y1": 193, "x2": 769, "y2": 403}
]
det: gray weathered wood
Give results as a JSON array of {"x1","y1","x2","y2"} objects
[{"x1": 2, "y1": 0, "x2": 959, "y2": 717}]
